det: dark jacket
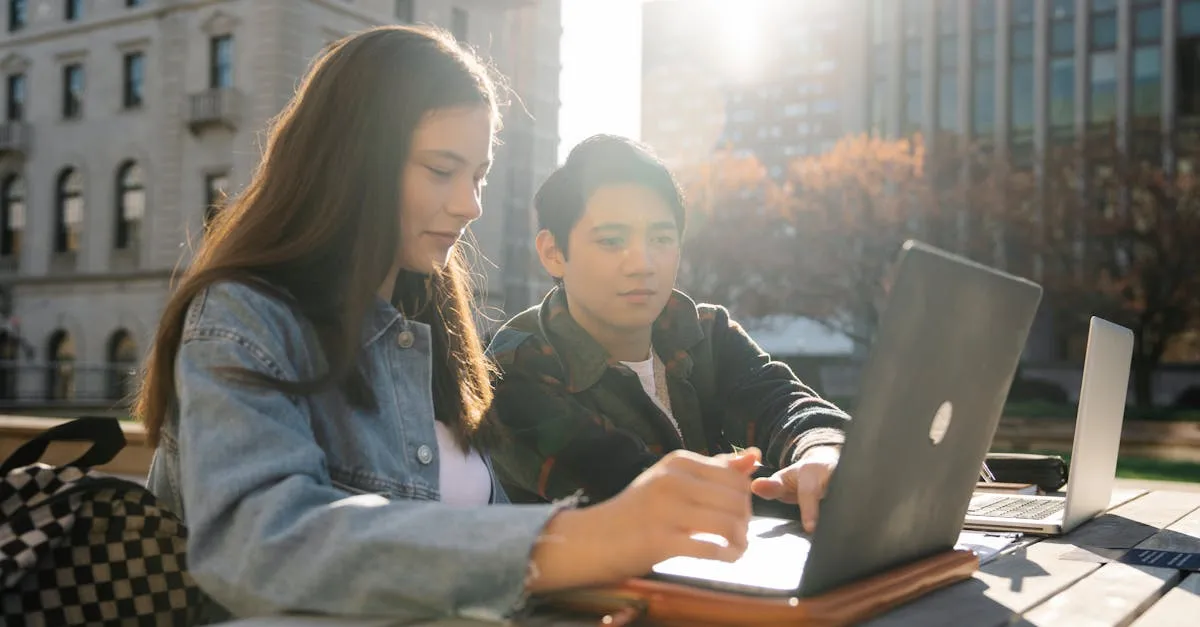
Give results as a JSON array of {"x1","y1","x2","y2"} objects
[{"x1": 485, "y1": 286, "x2": 851, "y2": 504}]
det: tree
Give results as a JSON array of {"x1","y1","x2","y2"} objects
[
  {"x1": 678, "y1": 135, "x2": 979, "y2": 349},
  {"x1": 990, "y1": 134, "x2": 1200, "y2": 406}
]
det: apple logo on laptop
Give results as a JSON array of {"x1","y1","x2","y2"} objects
[{"x1": 929, "y1": 401, "x2": 953, "y2": 445}]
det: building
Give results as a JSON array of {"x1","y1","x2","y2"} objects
[
  {"x1": 640, "y1": 0, "x2": 867, "y2": 177},
  {"x1": 0, "y1": 0, "x2": 560, "y2": 411},
  {"x1": 644, "y1": 0, "x2": 1193, "y2": 178},
  {"x1": 642, "y1": 0, "x2": 1200, "y2": 366}
]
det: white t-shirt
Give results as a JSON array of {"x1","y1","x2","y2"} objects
[
  {"x1": 433, "y1": 420, "x2": 492, "y2": 506},
  {"x1": 620, "y1": 356, "x2": 684, "y2": 439}
]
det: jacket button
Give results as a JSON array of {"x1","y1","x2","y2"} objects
[
  {"x1": 397, "y1": 330, "x2": 414, "y2": 349},
  {"x1": 416, "y1": 444, "x2": 434, "y2": 465}
]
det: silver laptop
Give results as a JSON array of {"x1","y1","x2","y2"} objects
[
  {"x1": 650, "y1": 240, "x2": 1043, "y2": 597},
  {"x1": 963, "y1": 316, "x2": 1134, "y2": 536}
]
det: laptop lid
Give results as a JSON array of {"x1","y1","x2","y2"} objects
[
  {"x1": 795, "y1": 240, "x2": 1043, "y2": 597},
  {"x1": 1059, "y1": 317, "x2": 1134, "y2": 532}
]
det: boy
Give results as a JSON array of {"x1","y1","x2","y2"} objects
[{"x1": 487, "y1": 135, "x2": 850, "y2": 532}]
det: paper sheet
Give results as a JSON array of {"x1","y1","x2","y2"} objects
[{"x1": 955, "y1": 530, "x2": 1023, "y2": 565}]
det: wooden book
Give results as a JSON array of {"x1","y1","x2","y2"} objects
[{"x1": 539, "y1": 549, "x2": 978, "y2": 627}]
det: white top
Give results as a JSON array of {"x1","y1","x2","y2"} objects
[
  {"x1": 619, "y1": 356, "x2": 685, "y2": 444},
  {"x1": 620, "y1": 356, "x2": 673, "y2": 419},
  {"x1": 433, "y1": 420, "x2": 492, "y2": 506}
]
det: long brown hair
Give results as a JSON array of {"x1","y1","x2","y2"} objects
[{"x1": 135, "y1": 25, "x2": 503, "y2": 453}]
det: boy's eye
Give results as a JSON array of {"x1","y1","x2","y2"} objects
[
  {"x1": 427, "y1": 167, "x2": 454, "y2": 178},
  {"x1": 597, "y1": 237, "x2": 624, "y2": 248}
]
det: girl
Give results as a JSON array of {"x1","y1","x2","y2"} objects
[{"x1": 137, "y1": 25, "x2": 759, "y2": 624}]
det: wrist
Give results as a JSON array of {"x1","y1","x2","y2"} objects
[{"x1": 526, "y1": 505, "x2": 616, "y2": 594}]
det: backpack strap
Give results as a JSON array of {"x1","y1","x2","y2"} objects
[{"x1": 0, "y1": 416, "x2": 127, "y2": 474}]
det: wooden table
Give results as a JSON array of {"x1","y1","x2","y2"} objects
[{"x1": 217, "y1": 488, "x2": 1200, "y2": 627}]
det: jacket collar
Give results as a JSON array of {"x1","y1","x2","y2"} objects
[{"x1": 536, "y1": 286, "x2": 706, "y2": 393}]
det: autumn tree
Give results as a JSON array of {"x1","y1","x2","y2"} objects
[
  {"x1": 678, "y1": 135, "x2": 981, "y2": 349},
  {"x1": 989, "y1": 134, "x2": 1200, "y2": 406}
]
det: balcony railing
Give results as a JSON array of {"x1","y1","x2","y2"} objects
[
  {"x1": 187, "y1": 87, "x2": 243, "y2": 134},
  {"x1": 0, "y1": 121, "x2": 32, "y2": 155},
  {"x1": 0, "y1": 362, "x2": 138, "y2": 410}
]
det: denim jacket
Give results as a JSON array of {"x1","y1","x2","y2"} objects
[{"x1": 145, "y1": 281, "x2": 565, "y2": 624}]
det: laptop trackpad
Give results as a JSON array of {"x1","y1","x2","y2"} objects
[{"x1": 649, "y1": 517, "x2": 811, "y2": 596}]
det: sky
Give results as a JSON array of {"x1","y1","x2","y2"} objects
[{"x1": 557, "y1": 0, "x2": 644, "y2": 164}]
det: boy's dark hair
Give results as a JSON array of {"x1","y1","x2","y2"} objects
[{"x1": 534, "y1": 134, "x2": 686, "y2": 258}]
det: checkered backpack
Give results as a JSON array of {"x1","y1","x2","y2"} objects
[{"x1": 0, "y1": 416, "x2": 201, "y2": 626}]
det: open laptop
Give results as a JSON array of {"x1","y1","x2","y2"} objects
[
  {"x1": 650, "y1": 240, "x2": 1043, "y2": 598},
  {"x1": 963, "y1": 316, "x2": 1134, "y2": 535}
]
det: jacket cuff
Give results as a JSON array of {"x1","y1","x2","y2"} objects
[
  {"x1": 459, "y1": 493, "x2": 585, "y2": 622},
  {"x1": 786, "y1": 427, "x2": 847, "y2": 466}
]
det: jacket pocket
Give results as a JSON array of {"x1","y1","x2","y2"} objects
[{"x1": 328, "y1": 465, "x2": 393, "y2": 497}]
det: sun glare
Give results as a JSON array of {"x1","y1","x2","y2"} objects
[{"x1": 717, "y1": 1, "x2": 764, "y2": 81}]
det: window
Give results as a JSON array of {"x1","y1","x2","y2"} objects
[
  {"x1": 1051, "y1": 19, "x2": 1075, "y2": 54},
  {"x1": 1010, "y1": 0, "x2": 1035, "y2": 25},
  {"x1": 1090, "y1": 2, "x2": 1118, "y2": 50},
  {"x1": 870, "y1": 79, "x2": 888, "y2": 136},
  {"x1": 65, "y1": 0, "x2": 81, "y2": 21},
  {"x1": 395, "y1": 0, "x2": 413, "y2": 22},
  {"x1": 126, "y1": 0, "x2": 143, "y2": 7},
  {"x1": 1134, "y1": 3, "x2": 1163, "y2": 121},
  {"x1": 55, "y1": 168, "x2": 83, "y2": 253},
  {"x1": 6, "y1": 73, "x2": 24, "y2": 121},
  {"x1": 869, "y1": 0, "x2": 892, "y2": 136},
  {"x1": 901, "y1": 0, "x2": 923, "y2": 135},
  {"x1": 1185, "y1": 0, "x2": 1200, "y2": 37},
  {"x1": 106, "y1": 330, "x2": 138, "y2": 401},
  {"x1": 973, "y1": 0, "x2": 995, "y2": 30},
  {"x1": 1050, "y1": 57, "x2": 1075, "y2": 130},
  {"x1": 1, "y1": 174, "x2": 23, "y2": 258},
  {"x1": 451, "y1": 7, "x2": 468, "y2": 42},
  {"x1": 972, "y1": 0, "x2": 996, "y2": 137},
  {"x1": 115, "y1": 161, "x2": 144, "y2": 250},
  {"x1": 1181, "y1": 36, "x2": 1200, "y2": 116},
  {"x1": 1089, "y1": 1, "x2": 1118, "y2": 127},
  {"x1": 1010, "y1": 23, "x2": 1034, "y2": 134},
  {"x1": 1135, "y1": 5, "x2": 1163, "y2": 44},
  {"x1": 209, "y1": 35, "x2": 233, "y2": 89},
  {"x1": 204, "y1": 173, "x2": 229, "y2": 230},
  {"x1": 871, "y1": 0, "x2": 890, "y2": 44},
  {"x1": 62, "y1": 63, "x2": 84, "y2": 119},
  {"x1": 46, "y1": 330, "x2": 75, "y2": 401},
  {"x1": 8, "y1": 0, "x2": 26, "y2": 32},
  {"x1": 1090, "y1": 52, "x2": 1118, "y2": 125},
  {"x1": 938, "y1": 0, "x2": 957, "y2": 35},
  {"x1": 123, "y1": 52, "x2": 144, "y2": 109},
  {"x1": 1050, "y1": 2, "x2": 1076, "y2": 134},
  {"x1": 937, "y1": 0, "x2": 958, "y2": 131},
  {"x1": 1182, "y1": 2, "x2": 1200, "y2": 118}
]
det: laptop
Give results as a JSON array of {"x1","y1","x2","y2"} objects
[
  {"x1": 963, "y1": 316, "x2": 1134, "y2": 535},
  {"x1": 650, "y1": 240, "x2": 1043, "y2": 598}
]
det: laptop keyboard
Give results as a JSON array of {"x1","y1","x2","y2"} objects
[{"x1": 969, "y1": 494, "x2": 1066, "y2": 520}]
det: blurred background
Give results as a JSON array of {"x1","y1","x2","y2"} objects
[{"x1": 0, "y1": 0, "x2": 1197, "y2": 484}]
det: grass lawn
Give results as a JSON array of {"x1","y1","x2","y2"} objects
[{"x1": 1111, "y1": 457, "x2": 1200, "y2": 483}]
